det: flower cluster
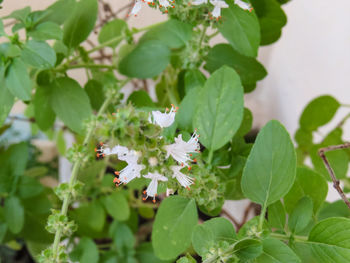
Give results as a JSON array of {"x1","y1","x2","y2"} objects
[
  {"x1": 96, "y1": 105, "x2": 200, "y2": 203},
  {"x1": 128, "y1": 0, "x2": 253, "y2": 19}
]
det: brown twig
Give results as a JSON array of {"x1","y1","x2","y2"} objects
[
  {"x1": 319, "y1": 143, "x2": 350, "y2": 209},
  {"x1": 221, "y1": 209, "x2": 240, "y2": 229}
]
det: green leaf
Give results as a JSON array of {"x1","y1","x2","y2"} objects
[
  {"x1": 28, "y1": 22, "x2": 63, "y2": 40},
  {"x1": 8, "y1": 142, "x2": 29, "y2": 176},
  {"x1": 34, "y1": 85, "x2": 56, "y2": 130},
  {"x1": 193, "y1": 66, "x2": 244, "y2": 151},
  {"x1": 84, "y1": 79, "x2": 105, "y2": 111},
  {"x1": 152, "y1": 196, "x2": 198, "y2": 260},
  {"x1": 4, "y1": 196, "x2": 24, "y2": 234},
  {"x1": 192, "y1": 217, "x2": 236, "y2": 257},
  {"x1": 219, "y1": 4, "x2": 260, "y2": 57},
  {"x1": 49, "y1": 77, "x2": 92, "y2": 133},
  {"x1": 241, "y1": 120, "x2": 296, "y2": 206},
  {"x1": 127, "y1": 90, "x2": 156, "y2": 108},
  {"x1": 70, "y1": 237, "x2": 99, "y2": 263},
  {"x1": 267, "y1": 200, "x2": 286, "y2": 230},
  {"x1": 18, "y1": 176, "x2": 44, "y2": 199},
  {"x1": 98, "y1": 19, "x2": 127, "y2": 48},
  {"x1": 251, "y1": 0, "x2": 287, "y2": 45},
  {"x1": 288, "y1": 196, "x2": 313, "y2": 235},
  {"x1": 43, "y1": 0, "x2": 77, "y2": 25},
  {"x1": 21, "y1": 40, "x2": 56, "y2": 69},
  {"x1": 236, "y1": 108, "x2": 253, "y2": 136},
  {"x1": 0, "y1": 64, "x2": 14, "y2": 126},
  {"x1": 301, "y1": 217, "x2": 350, "y2": 262},
  {"x1": 136, "y1": 242, "x2": 171, "y2": 263},
  {"x1": 205, "y1": 44, "x2": 267, "y2": 90},
  {"x1": 5, "y1": 58, "x2": 32, "y2": 100},
  {"x1": 255, "y1": 238, "x2": 301, "y2": 262},
  {"x1": 140, "y1": 19, "x2": 193, "y2": 49},
  {"x1": 299, "y1": 95, "x2": 340, "y2": 131},
  {"x1": 284, "y1": 167, "x2": 328, "y2": 215},
  {"x1": 6, "y1": 6, "x2": 31, "y2": 23},
  {"x1": 176, "y1": 87, "x2": 198, "y2": 131},
  {"x1": 101, "y1": 192, "x2": 130, "y2": 221},
  {"x1": 119, "y1": 40, "x2": 171, "y2": 79},
  {"x1": 234, "y1": 239, "x2": 262, "y2": 261},
  {"x1": 184, "y1": 69, "x2": 206, "y2": 94},
  {"x1": 109, "y1": 221, "x2": 135, "y2": 250},
  {"x1": 318, "y1": 200, "x2": 350, "y2": 221},
  {"x1": 63, "y1": 0, "x2": 98, "y2": 48}
]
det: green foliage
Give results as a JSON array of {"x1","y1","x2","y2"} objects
[
  {"x1": 98, "y1": 19, "x2": 127, "y2": 48},
  {"x1": 242, "y1": 120, "x2": 296, "y2": 206}
]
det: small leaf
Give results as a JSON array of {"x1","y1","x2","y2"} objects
[
  {"x1": 140, "y1": 19, "x2": 193, "y2": 49},
  {"x1": 219, "y1": 4, "x2": 260, "y2": 57},
  {"x1": 241, "y1": 120, "x2": 296, "y2": 206},
  {"x1": 205, "y1": 44, "x2": 267, "y2": 91},
  {"x1": 299, "y1": 95, "x2": 340, "y2": 131},
  {"x1": 152, "y1": 196, "x2": 198, "y2": 260},
  {"x1": 255, "y1": 238, "x2": 301, "y2": 262},
  {"x1": 18, "y1": 176, "x2": 44, "y2": 199},
  {"x1": 288, "y1": 196, "x2": 313, "y2": 235},
  {"x1": 193, "y1": 66, "x2": 244, "y2": 151},
  {"x1": 284, "y1": 167, "x2": 328, "y2": 215},
  {"x1": 6, "y1": 6, "x2": 31, "y2": 23},
  {"x1": 268, "y1": 200, "x2": 286, "y2": 230},
  {"x1": 136, "y1": 242, "x2": 171, "y2": 263},
  {"x1": 234, "y1": 239, "x2": 262, "y2": 261},
  {"x1": 49, "y1": 77, "x2": 92, "y2": 133},
  {"x1": 70, "y1": 237, "x2": 99, "y2": 263},
  {"x1": 318, "y1": 200, "x2": 350, "y2": 221},
  {"x1": 176, "y1": 87, "x2": 199, "y2": 131},
  {"x1": 63, "y1": 0, "x2": 98, "y2": 48},
  {"x1": 28, "y1": 22, "x2": 63, "y2": 40},
  {"x1": 21, "y1": 40, "x2": 56, "y2": 69},
  {"x1": 127, "y1": 90, "x2": 156, "y2": 108},
  {"x1": 4, "y1": 196, "x2": 24, "y2": 234},
  {"x1": 101, "y1": 192, "x2": 130, "y2": 221},
  {"x1": 34, "y1": 85, "x2": 56, "y2": 130},
  {"x1": 119, "y1": 40, "x2": 171, "y2": 79},
  {"x1": 251, "y1": 0, "x2": 287, "y2": 45},
  {"x1": 98, "y1": 19, "x2": 127, "y2": 48},
  {"x1": 0, "y1": 64, "x2": 14, "y2": 126},
  {"x1": 84, "y1": 79, "x2": 105, "y2": 111},
  {"x1": 184, "y1": 69, "x2": 206, "y2": 94},
  {"x1": 192, "y1": 217, "x2": 236, "y2": 257},
  {"x1": 5, "y1": 58, "x2": 32, "y2": 100}
]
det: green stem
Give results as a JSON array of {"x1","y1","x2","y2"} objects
[
  {"x1": 56, "y1": 63, "x2": 117, "y2": 72},
  {"x1": 270, "y1": 232, "x2": 308, "y2": 242},
  {"x1": 51, "y1": 81, "x2": 127, "y2": 260},
  {"x1": 199, "y1": 25, "x2": 208, "y2": 47},
  {"x1": 207, "y1": 149, "x2": 214, "y2": 164},
  {"x1": 258, "y1": 204, "x2": 267, "y2": 232}
]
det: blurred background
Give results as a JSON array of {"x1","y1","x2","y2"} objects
[{"x1": 1, "y1": 0, "x2": 350, "y2": 219}]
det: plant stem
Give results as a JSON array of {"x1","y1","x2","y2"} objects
[
  {"x1": 207, "y1": 149, "x2": 214, "y2": 164},
  {"x1": 51, "y1": 81, "x2": 127, "y2": 260},
  {"x1": 55, "y1": 63, "x2": 117, "y2": 72},
  {"x1": 258, "y1": 204, "x2": 267, "y2": 232},
  {"x1": 270, "y1": 232, "x2": 308, "y2": 242}
]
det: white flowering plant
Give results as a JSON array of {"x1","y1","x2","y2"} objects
[{"x1": 1, "y1": 0, "x2": 350, "y2": 262}]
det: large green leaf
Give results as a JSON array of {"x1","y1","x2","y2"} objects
[
  {"x1": 241, "y1": 120, "x2": 296, "y2": 206},
  {"x1": 28, "y1": 22, "x2": 63, "y2": 41},
  {"x1": 43, "y1": 0, "x2": 77, "y2": 25},
  {"x1": 251, "y1": 0, "x2": 287, "y2": 45},
  {"x1": 205, "y1": 44, "x2": 267, "y2": 90},
  {"x1": 63, "y1": 0, "x2": 97, "y2": 48},
  {"x1": 34, "y1": 85, "x2": 56, "y2": 130},
  {"x1": 219, "y1": 4, "x2": 260, "y2": 57},
  {"x1": 21, "y1": 40, "x2": 56, "y2": 69},
  {"x1": 288, "y1": 196, "x2": 313, "y2": 235},
  {"x1": 193, "y1": 66, "x2": 244, "y2": 151},
  {"x1": 152, "y1": 196, "x2": 198, "y2": 260},
  {"x1": 119, "y1": 40, "x2": 170, "y2": 79},
  {"x1": 192, "y1": 217, "x2": 236, "y2": 257},
  {"x1": 140, "y1": 19, "x2": 193, "y2": 49},
  {"x1": 255, "y1": 238, "x2": 301, "y2": 262},
  {"x1": 98, "y1": 19, "x2": 127, "y2": 48},
  {"x1": 299, "y1": 218, "x2": 350, "y2": 262},
  {"x1": 49, "y1": 77, "x2": 92, "y2": 133},
  {"x1": 299, "y1": 95, "x2": 340, "y2": 131},
  {"x1": 0, "y1": 64, "x2": 14, "y2": 126},
  {"x1": 5, "y1": 58, "x2": 32, "y2": 100},
  {"x1": 101, "y1": 192, "x2": 130, "y2": 222},
  {"x1": 284, "y1": 167, "x2": 328, "y2": 215},
  {"x1": 4, "y1": 196, "x2": 24, "y2": 234}
]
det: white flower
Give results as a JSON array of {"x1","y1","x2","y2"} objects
[
  {"x1": 159, "y1": 0, "x2": 173, "y2": 8},
  {"x1": 171, "y1": 166, "x2": 194, "y2": 189},
  {"x1": 234, "y1": 0, "x2": 253, "y2": 12},
  {"x1": 114, "y1": 162, "x2": 145, "y2": 186},
  {"x1": 210, "y1": 0, "x2": 229, "y2": 18},
  {"x1": 149, "y1": 104, "x2": 177, "y2": 128},
  {"x1": 129, "y1": 0, "x2": 143, "y2": 16},
  {"x1": 97, "y1": 145, "x2": 139, "y2": 163},
  {"x1": 143, "y1": 172, "x2": 168, "y2": 202},
  {"x1": 191, "y1": 0, "x2": 208, "y2": 5},
  {"x1": 148, "y1": 157, "x2": 158, "y2": 166},
  {"x1": 97, "y1": 145, "x2": 128, "y2": 157},
  {"x1": 164, "y1": 131, "x2": 200, "y2": 167}
]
